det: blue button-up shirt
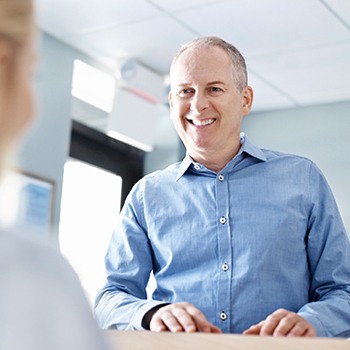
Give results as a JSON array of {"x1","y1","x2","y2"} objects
[{"x1": 95, "y1": 134, "x2": 350, "y2": 337}]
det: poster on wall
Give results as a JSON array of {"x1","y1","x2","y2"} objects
[{"x1": 14, "y1": 170, "x2": 55, "y2": 237}]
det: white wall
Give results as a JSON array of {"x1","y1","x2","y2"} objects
[
  {"x1": 242, "y1": 100, "x2": 350, "y2": 235},
  {"x1": 17, "y1": 33, "x2": 72, "y2": 238},
  {"x1": 144, "y1": 104, "x2": 180, "y2": 175},
  {"x1": 17, "y1": 32, "x2": 107, "y2": 239}
]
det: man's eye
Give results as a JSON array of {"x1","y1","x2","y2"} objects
[
  {"x1": 178, "y1": 89, "x2": 193, "y2": 97},
  {"x1": 209, "y1": 87, "x2": 223, "y2": 93}
]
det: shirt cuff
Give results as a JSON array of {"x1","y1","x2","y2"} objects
[
  {"x1": 130, "y1": 301, "x2": 170, "y2": 330},
  {"x1": 298, "y1": 311, "x2": 327, "y2": 337}
]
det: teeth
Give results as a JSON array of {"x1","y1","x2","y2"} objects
[{"x1": 192, "y1": 118, "x2": 215, "y2": 126}]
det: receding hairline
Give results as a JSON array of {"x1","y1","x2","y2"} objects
[{"x1": 170, "y1": 36, "x2": 248, "y2": 92}]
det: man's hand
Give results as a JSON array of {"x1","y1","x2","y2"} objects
[
  {"x1": 243, "y1": 308, "x2": 316, "y2": 337},
  {"x1": 149, "y1": 302, "x2": 222, "y2": 333}
]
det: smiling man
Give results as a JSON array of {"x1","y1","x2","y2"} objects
[
  {"x1": 95, "y1": 36, "x2": 350, "y2": 337},
  {"x1": 169, "y1": 40, "x2": 253, "y2": 173}
]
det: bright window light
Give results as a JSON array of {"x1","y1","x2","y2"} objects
[
  {"x1": 59, "y1": 159, "x2": 122, "y2": 305},
  {"x1": 71, "y1": 59, "x2": 115, "y2": 113}
]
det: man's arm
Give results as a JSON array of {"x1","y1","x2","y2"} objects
[
  {"x1": 246, "y1": 162, "x2": 350, "y2": 337},
  {"x1": 297, "y1": 163, "x2": 350, "y2": 337},
  {"x1": 94, "y1": 186, "x2": 163, "y2": 330}
]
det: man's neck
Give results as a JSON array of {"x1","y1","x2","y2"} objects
[{"x1": 190, "y1": 144, "x2": 241, "y2": 173}]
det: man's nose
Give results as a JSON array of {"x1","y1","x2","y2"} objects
[{"x1": 190, "y1": 91, "x2": 209, "y2": 113}]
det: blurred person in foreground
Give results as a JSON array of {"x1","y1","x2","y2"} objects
[
  {"x1": 95, "y1": 36, "x2": 350, "y2": 337},
  {"x1": 0, "y1": 1, "x2": 110, "y2": 349}
]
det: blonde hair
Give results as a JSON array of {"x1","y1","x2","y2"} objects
[
  {"x1": 170, "y1": 36, "x2": 248, "y2": 92},
  {"x1": 0, "y1": 0, "x2": 33, "y2": 177},
  {"x1": 0, "y1": 0, "x2": 33, "y2": 48}
]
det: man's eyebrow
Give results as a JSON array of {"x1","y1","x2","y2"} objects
[
  {"x1": 176, "y1": 81, "x2": 225, "y2": 87},
  {"x1": 207, "y1": 81, "x2": 225, "y2": 85}
]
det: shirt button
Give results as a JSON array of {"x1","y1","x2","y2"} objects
[
  {"x1": 220, "y1": 312, "x2": 227, "y2": 321},
  {"x1": 194, "y1": 164, "x2": 200, "y2": 170},
  {"x1": 218, "y1": 174, "x2": 224, "y2": 181},
  {"x1": 221, "y1": 263, "x2": 229, "y2": 271},
  {"x1": 219, "y1": 216, "x2": 226, "y2": 224}
]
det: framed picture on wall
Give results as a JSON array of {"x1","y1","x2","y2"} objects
[{"x1": 13, "y1": 170, "x2": 55, "y2": 237}]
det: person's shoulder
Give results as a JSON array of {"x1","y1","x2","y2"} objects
[
  {"x1": 261, "y1": 148, "x2": 314, "y2": 166},
  {"x1": 258, "y1": 148, "x2": 324, "y2": 178},
  {"x1": 0, "y1": 230, "x2": 110, "y2": 350},
  {"x1": 0, "y1": 228, "x2": 94, "y2": 318},
  {"x1": 0, "y1": 229, "x2": 77, "y2": 283},
  {"x1": 138, "y1": 161, "x2": 182, "y2": 185}
]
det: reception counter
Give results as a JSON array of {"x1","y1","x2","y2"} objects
[{"x1": 105, "y1": 330, "x2": 349, "y2": 350}]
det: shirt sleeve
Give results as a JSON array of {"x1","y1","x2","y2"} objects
[
  {"x1": 94, "y1": 183, "x2": 168, "y2": 330},
  {"x1": 297, "y1": 162, "x2": 350, "y2": 337}
]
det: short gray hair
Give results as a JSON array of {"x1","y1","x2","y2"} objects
[{"x1": 170, "y1": 36, "x2": 248, "y2": 92}]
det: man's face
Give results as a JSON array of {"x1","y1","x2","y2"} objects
[{"x1": 169, "y1": 46, "x2": 252, "y2": 163}]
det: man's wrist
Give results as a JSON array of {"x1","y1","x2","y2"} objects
[{"x1": 141, "y1": 303, "x2": 170, "y2": 330}]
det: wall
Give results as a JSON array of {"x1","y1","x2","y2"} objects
[
  {"x1": 144, "y1": 104, "x2": 180, "y2": 175},
  {"x1": 242, "y1": 100, "x2": 350, "y2": 235},
  {"x1": 17, "y1": 32, "x2": 103, "y2": 239}
]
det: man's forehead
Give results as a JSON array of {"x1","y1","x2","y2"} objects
[{"x1": 171, "y1": 47, "x2": 233, "y2": 84}]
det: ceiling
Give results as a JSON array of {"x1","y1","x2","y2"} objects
[{"x1": 35, "y1": 0, "x2": 350, "y2": 113}]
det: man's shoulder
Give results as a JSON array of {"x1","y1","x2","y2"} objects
[
  {"x1": 256, "y1": 148, "x2": 321, "y2": 177},
  {"x1": 261, "y1": 148, "x2": 314, "y2": 165},
  {"x1": 129, "y1": 162, "x2": 182, "y2": 196},
  {"x1": 141, "y1": 161, "x2": 182, "y2": 182}
]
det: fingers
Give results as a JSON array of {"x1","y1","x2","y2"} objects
[
  {"x1": 243, "y1": 321, "x2": 264, "y2": 335},
  {"x1": 149, "y1": 302, "x2": 222, "y2": 333},
  {"x1": 243, "y1": 309, "x2": 316, "y2": 337},
  {"x1": 187, "y1": 304, "x2": 222, "y2": 333},
  {"x1": 260, "y1": 309, "x2": 289, "y2": 336}
]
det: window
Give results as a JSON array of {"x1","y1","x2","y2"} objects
[
  {"x1": 71, "y1": 59, "x2": 115, "y2": 113},
  {"x1": 59, "y1": 159, "x2": 122, "y2": 305}
]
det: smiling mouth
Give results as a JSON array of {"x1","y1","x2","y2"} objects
[{"x1": 188, "y1": 118, "x2": 216, "y2": 126}]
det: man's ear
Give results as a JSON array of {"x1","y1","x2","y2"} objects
[
  {"x1": 168, "y1": 90, "x2": 173, "y2": 109},
  {"x1": 242, "y1": 86, "x2": 253, "y2": 115}
]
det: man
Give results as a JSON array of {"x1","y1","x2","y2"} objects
[{"x1": 95, "y1": 36, "x2": 350, "y2": 337}]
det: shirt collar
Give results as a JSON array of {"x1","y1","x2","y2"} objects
[
  {"x1": 176, "y1": 155, "x2": 193, "y2": 181},
  {"x1": 176, "y1": 133, "x2": 267, "y2": 181},
  {"x1": 239, "y1": 133, "x2": 267, "y2": 162}
]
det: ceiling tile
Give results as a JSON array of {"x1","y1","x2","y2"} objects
[
  {"x1": 65, "y1": 15, "x2": 196, "y2": 74},
  {"x1": 149, "y1": 0, "x2": 228, "y2": 13},
  {"x1": 35, "y1": 0, "x2": 162, "y2": 37},
  {"x1": 174, "y1": 0, "x2": 350, "y2": 57},
  {"x1": 249, "y1": 41, "x2": 350, "y2": 106},
  {"x1": 323, "y1": 0, "x2": 350, "y2": 24},
  {"x1": 248, "y1": 71, "x2": 296, "y2": 112}
]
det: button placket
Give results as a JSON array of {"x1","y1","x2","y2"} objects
[{"x1": 216, "y1": 169, "x2": 231, "y2": 332}]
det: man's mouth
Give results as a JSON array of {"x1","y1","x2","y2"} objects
[{"x1": 188, "y1": 118, "x2": 216, "y2": 126}]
